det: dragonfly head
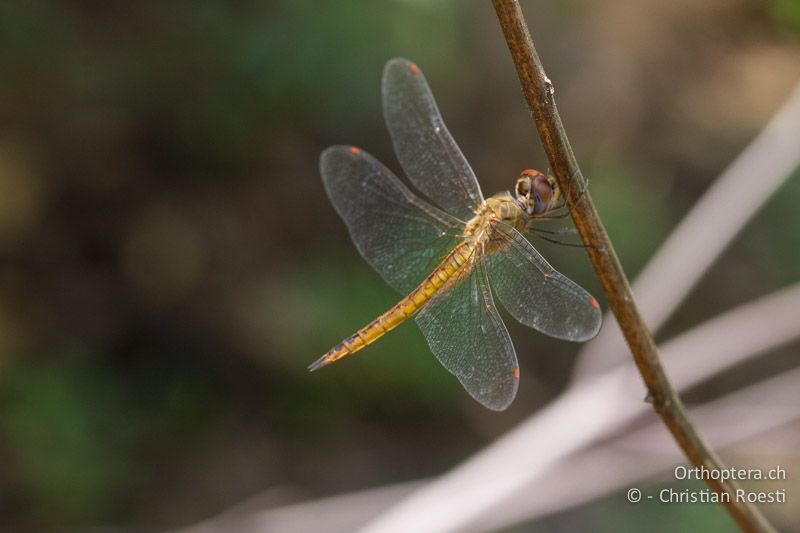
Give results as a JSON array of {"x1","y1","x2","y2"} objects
[{"x1": 515, "y1": 169, "x2": 564, "y2": 216}]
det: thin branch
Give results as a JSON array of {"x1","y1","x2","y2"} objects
[
  {"x1": 354, "y1": 74, "x2": 800, "y2": 533},
  {"x1": 491, "y1": 1, "x2": 773, "y2": 531}
]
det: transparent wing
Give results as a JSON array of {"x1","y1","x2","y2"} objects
[
  {"x1": 321, "y1": 146, "x2": 464, "y2": 294},
  {"x1": 486, "y1": 224, "x2": 602, "y2": 341},
  {"x1": 382, "y1": 58, "x2": 483, "y2": 221},
  {"x1": 416, "y1": 260, "x2": 518, "y2": 411}
]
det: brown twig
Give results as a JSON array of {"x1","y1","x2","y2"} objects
[{"x1": 491, "y1": 1, "x2": 774, "y2": 531}]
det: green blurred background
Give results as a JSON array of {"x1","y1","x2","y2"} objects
[{"x1": 0, "y1": 0, "x2": 798, "y2": 530}]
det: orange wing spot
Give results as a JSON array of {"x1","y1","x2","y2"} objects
[
  {"x1": 513, "y1": 367, "x2": 520, "y2": 379},
  {"x1": 349, "y1": 146, "x2": 362, "y2": 155},
  {"x1": 589, "y1": 297, "x2": 600, "y2": 309},
  {"x1": 409, "y1": 63, "x2": 420, "y2": 76}
]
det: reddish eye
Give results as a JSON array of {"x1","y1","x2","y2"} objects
[{"x1": 531, "y1": 175, "x2": 554, "y2": 205}]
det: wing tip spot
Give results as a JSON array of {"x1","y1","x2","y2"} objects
[
  {"x1": 409, "y1": 63, "x2": 421, "y2": 76},
  {"x1": 513, "y1": 367, "x2": 520, "y2": 379},
  {"x1": 349, "y1": 146, "x2": 362, "y2": 155},
  {"x1": 589, "y1": 297, "x2": 600, "y2": 309}
]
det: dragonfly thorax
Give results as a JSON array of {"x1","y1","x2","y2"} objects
[{"x1": 463, "y1": 195, "x2": 526, "y2": 247}]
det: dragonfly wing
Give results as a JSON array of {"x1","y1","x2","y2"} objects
[
  {"x1": 416, "y1": 260, "x2": 518, "y2": 411},
  {"x1": 486, "y1": 224, "x2": 602, "y2": 342},
  {"x1": 321, "y1": 146, "x2": 463, "y2": 295},
  {"x1": 383, "y1": 58, "x2": 483, "y2": 221}
]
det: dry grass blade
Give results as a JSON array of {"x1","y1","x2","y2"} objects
[
  {"x1": 357, "y1": 281, "x2": 800, "y2": 533},
  {"x1": 182, "y1": 281, "x2": 800, "y2": 532},
  {"x1": 576, "y1": 81, "x2": 800, "y2": 378},
  {"x1": 472, "y1": 366, "x2": 800, "y2": 532}
]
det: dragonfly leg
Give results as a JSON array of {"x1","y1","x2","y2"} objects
[
  {"x1": 528, "y1": 225, "x2": 604, "y2": 251},
  {"x1": 526, "y1": 225, "x2": 578, "y2": 236},
  {"x1": 530, "y1": 230, "x2": 590, "y2": 248}
]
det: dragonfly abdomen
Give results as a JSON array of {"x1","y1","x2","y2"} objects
[{"x1": 308, "y1": 242, "x2": 475, "y2": 372}]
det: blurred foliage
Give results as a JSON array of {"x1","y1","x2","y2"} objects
[
  {"x1": 767, "y1": 0, "x2": 800, "y2": 34},
  {"x1": 0, "y1": 359, "x2": 131, "y2": 524},
  {"x1": 582, "y1": 152, "x2": 673, "y2": 276},
  {"x1": 0, "y1": 0, "x2": 797, "y2": 530},
  {"x1": 0, "y1": 356, "x2": 213, "y2": 525}
]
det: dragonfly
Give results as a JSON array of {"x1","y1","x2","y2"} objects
[{"x1": 309, "y1": 58, "x2": 602, "y2": 411}]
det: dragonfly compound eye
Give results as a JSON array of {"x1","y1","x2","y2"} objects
[
  {"x1": 517, "y1": 170, "x2": 551, "y2": 214},
  {"x1": 531, "y1": 174, "x2": 554, "y2": 209}
]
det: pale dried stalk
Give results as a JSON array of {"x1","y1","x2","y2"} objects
[
  {"x1": 180, "y1": 282, "x2": 800, "y2": 533},
  {"x1": 472, "y1": 367, "x2": 800, "y2": 532},
  {"x1": 357, "y1": 283, "x2": 800, "y2": 533},
  {"x1": 576, "y1": 81, "x2": 800, "y2": 378}
]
